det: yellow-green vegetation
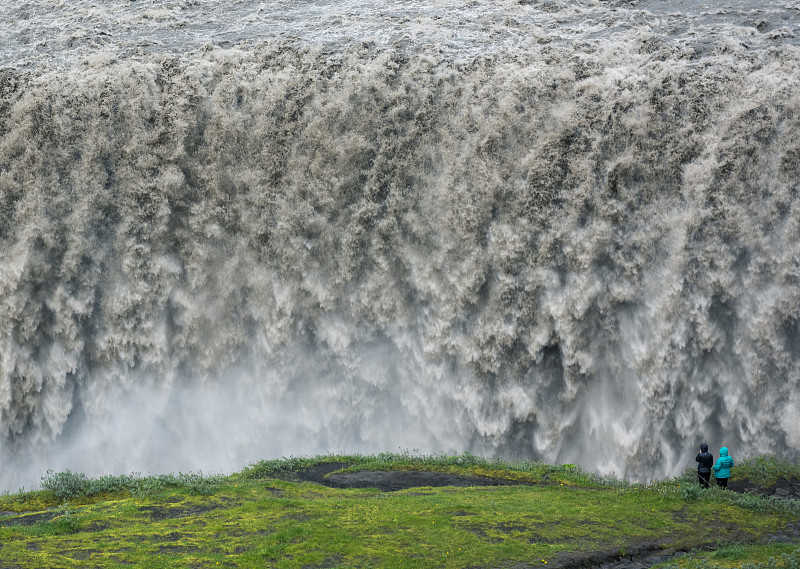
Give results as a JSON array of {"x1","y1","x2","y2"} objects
[
  {"x1": 0, "y1": 452, "x2": 798, "y2": 568},
  {"x1": 656, "y1": 543, "x2": 800, "y2": 569}
]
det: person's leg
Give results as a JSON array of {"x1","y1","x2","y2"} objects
[
  {"x1": 698, "y1": 472, "x2": 710, "y2": 488},
  {"x1": 716, "y1": 477, "x2": 728, "y2": 488}
]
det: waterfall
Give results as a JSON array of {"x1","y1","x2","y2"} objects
[{"x1": 1, "y1": 0, "x2": 800, "y2": 490}]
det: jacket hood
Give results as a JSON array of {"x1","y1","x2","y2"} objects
[
  {"x1": 700, "y1": 443, "x2": 708, "y2": 452},
  {"x1": 719, "y1": 447, "x2": 729, "y2": 456}
]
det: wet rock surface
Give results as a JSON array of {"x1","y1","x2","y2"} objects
[
  {"x1": 766, "y1": 521, "x2": 800, "y2": 544},
  {"x1": 555, "y1": 544, "x2": 678, "y2": 569},
  {"x1": 728, "y1": 477, "x2": 800, "y2": 500}
]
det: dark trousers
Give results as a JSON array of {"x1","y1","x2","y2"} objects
[
  {"x1": 698, "y1": 471, "x2": 710, "y2": 488},
  {"x1": 716, "y1": 477, "x2": 728, "y2": 488}
]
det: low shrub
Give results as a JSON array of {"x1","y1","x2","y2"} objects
[
  {"x1": 40, "y1": 470, "x2": 92, "y2": 500},
  {"x1": 680, "y1": 480, "x2": 704, "y2": 502},
  {"x1": 660, "y1": 548, "x2": 800, "y2": 569},
  {"x1": 740, "y1": 550, "x2": 800, "y2": 569},
  {"x1": 736, "y1": 455, "x2": 800, "y2": 486},
  {"x1": 241, "y1": 455, "x2": 323, "y2": 478},
  {"x1": 40, "y1": 469, "x2": 223, "y2": 500},
  {"x1": 674, "y1": 478, "x2": 800, "y2": 517},
  {"x1": 723, "y1": 490, "x2": 800, "y2": 517}
]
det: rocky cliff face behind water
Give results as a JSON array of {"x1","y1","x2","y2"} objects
[{"x1": 1, "y1": 0, "x2": 800, "y2": 490}]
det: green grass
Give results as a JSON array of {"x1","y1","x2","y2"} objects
[
  {"x1": 240, "y1": 451, "x2": 601, "y2": 486},
  {"x1": 0, "y1": 453, "x2": 798, "y2": 568}
]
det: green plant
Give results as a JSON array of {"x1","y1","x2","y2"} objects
[
  {"x1": 39, "y1": 469, "x2": 224, "y2": 500},
  {"x1": 740, "y1": 550, "x2": 800, "y2": 569},
  {"x1": 736, "y1": 456, "x2": 800, "y2": 486},
  {"x1": 714, "y1": 543, "x2": 747, "y2": 560},
  {"x1": 28, "y1": 505, "x2": 81, "y2": 536},
  {"x1": 241, "y1": 455, "x2": 322, "y2": 478},
  {"x1": 40, "y1": 470, "x2": 91, "y2": 500},
  {"x1": 680, "y1": 481, "x2": 704, "y2": 501}
]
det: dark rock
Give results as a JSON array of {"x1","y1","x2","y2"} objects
[{"x1": 729, "y1": 477, "x2": 800, "y2": 500}]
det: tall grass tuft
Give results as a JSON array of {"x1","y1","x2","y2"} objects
[{"x1": 40, "y1": 469, "x2": 224, "y2": 500}]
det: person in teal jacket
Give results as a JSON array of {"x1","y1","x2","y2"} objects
[{"x1": 713, "y1": 446, "x2": 734, "y2": 488}]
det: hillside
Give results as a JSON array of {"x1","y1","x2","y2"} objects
[{"x1": 1, "y1": 454, "x2": 799, "y2": 568}]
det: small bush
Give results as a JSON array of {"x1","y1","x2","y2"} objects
[
  {"x1": 736, "y1": 455, "x2": 800, "y2": 486},
  {"x1": 680, "y1": 481, "x2": 704, "y2": 502},
  {"x1": 241, "y1": 455, "x2": 321, "y2": 478},
  {"x1": 172, "y1": 472, "x2": 224, "y2": 496},
  {"x1": 40, "y1": 470, "x2": 91, "y2": 500},
  {"x1": 725, "y1": 491, "x2": 800, "y2": 517}
]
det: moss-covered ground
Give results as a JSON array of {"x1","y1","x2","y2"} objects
[{"x1": 0, "y1": 453, "x2": 798, "y2": 568}]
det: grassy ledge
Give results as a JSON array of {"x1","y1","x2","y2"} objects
[{"x1": 0, "y1": 452, "x2": 798, "y2": 569}]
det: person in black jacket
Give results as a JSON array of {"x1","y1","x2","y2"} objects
[{"x1": 695, "y1": 443, "x2": 714, "y2": 488}]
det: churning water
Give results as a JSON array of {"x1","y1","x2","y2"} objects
[{"x1": 1, "y1": 0, "x2": 800, "y2": 490}]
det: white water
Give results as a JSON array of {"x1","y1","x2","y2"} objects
[{"x1": 1, "y1": 0, "x2": 800, "y2": 491}]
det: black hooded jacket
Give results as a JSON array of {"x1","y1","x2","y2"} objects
[{"x1": 696, "y1": 444, "x2": 714, "y2": 473}]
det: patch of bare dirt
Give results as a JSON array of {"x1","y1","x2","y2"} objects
[
  {"x1": 287, "y1": 463, "x2": 526, "y2": 492},
  {"x1": 139, "y1": 504, "x2": 219, "y2": 520},
  {"x1": 301, "y1": 554, "x2": 344, "y2": 569},
  {"x1": 0, "y1": 511, "x2": 60, "y2": 526}
]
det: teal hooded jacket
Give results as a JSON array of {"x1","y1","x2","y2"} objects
[{"x1": 713, "y1": 447, "x2": 734, "y2": 479}]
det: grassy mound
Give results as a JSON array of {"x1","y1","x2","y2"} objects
[{"x1": 0, "y1": 453, "x2": 798, "y2": 568}]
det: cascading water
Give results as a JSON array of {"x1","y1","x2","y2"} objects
[{"x1": 1, "y1": 0, "x2": 800, "y2": 491}]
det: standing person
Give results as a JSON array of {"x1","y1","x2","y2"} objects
[
  {"x1": 695, "y1": 443, "x2": 714, "y2": 488},
  {"x1": 712, "y1": 446, "x2": 734, "y2": 488}
]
